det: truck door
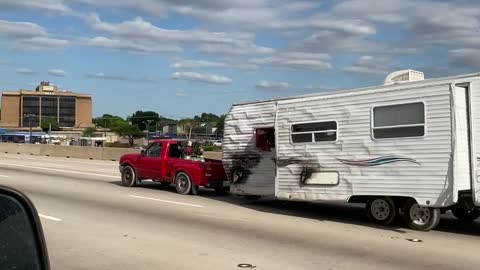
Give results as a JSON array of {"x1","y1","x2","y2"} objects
[
  {"x1": 137, "y1": 142, "x2": 163, "y2": 180},
  {"x1": 466, "y1": 83, "x2": 480, "y2": 206}
]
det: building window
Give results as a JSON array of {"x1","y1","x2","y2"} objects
[
  {"x1": 291, "y1": 121, "x2": 337, "y2": 143},
  {"x1": 41, "y1": 96, "x2": 58, "y2": 124},
  {"x1": 372, "y1": 102, "x2": 425, "y2": 139},
  {"x1": 59, "y1": 97, "x2": 76, "y2": 127},
  {"x1": 22, "y1": 96, "x2": 40, "y2": 127}
]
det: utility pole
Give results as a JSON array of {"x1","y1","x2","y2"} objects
[
  {"x1": 205, "y1": 114, "x2": 208, "y2": 141},
  {"x1": 23, "y1": 114, "x2": 35, "y2": 144}
]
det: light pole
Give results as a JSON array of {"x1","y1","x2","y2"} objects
[{"x1": 23, "y1": 113, "x2": 35, "y2": 144}]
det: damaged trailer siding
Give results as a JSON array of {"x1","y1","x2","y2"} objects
[
  {"x1": 223, "y1": 101, "x2": 277, "y2": 196},
  {"x1": 275, "y1": 82, "x2": 454, "y2": 207},
  {"x1": 469, "y1": 80, "x2": 480, "y2": 206}
]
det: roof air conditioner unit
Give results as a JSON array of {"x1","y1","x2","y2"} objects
[{"x1": 384, "y1": 69, "x2": 424, "y2": 85}]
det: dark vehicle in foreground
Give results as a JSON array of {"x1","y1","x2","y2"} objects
[{"x1": 119, "y1": 139, "x2": 228, "y2": 194}]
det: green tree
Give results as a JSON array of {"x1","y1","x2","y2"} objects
[
  {"x1": 93, "y1": 114, "x2": 126, "y2": 129},
  {"x1": 216, "y1": 114, "x2": 226, "y2": 131},
  {"x1": 128, "y1": 111, "x2": 161, "y2": 131},
  {"x1": 178, "y1": 118, "x2": 199, "y2": 139},
  {"x1": 111, "y1": 122, "x2": 144, "y2": 146},
  {"x1": 82, "y1": 127, "x2": 97, "y2": 137},
  {"x1": 41, "y1": 117, "x2": 59, "y2": 132}
]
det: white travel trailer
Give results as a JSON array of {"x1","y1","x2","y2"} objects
[{"x1": 223, "y1": 70, "x2": 480, "y2": 231}]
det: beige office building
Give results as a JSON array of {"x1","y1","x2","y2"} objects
[{"x1": 1, "y1": 82, "x2": 93, "y2": 128}]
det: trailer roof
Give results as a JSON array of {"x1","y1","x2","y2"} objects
[{"x1": 232, "y1": 72, "x2": 480, "y2": 106}]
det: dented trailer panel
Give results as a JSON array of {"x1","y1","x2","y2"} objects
[
  {"x1": 223, "y1": 101, "x2": 277, "y2": 196},
  {"x1": 224, "y1": 72, "x2": 480, "y2": 207}
]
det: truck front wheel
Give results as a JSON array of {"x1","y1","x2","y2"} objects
[
  {"x1": 451, "y1": 208, "x2": 480, "y2": 222},
  {"x1": 121, "y1": 166, "x2": 138, "y2": 187},
  {"x1": 175, "y1": 172, "x2": 197, "y2": 195},
  {"x1": 403, "y1": 199, "x2": 440, "y2": 231}
]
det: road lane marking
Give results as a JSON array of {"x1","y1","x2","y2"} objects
[
  {"x1": 0, "y1": 175, "x2": 9, "y2": 178},
  {"x1": 39, "y1": 214, "x2": 62, "y2": 222},
  {"x1": 194, "y1": 213, "x2": 245, "y2": 222},
  {"x1": 129, "y1": 195, "x2": 204, "y2": 208},
  {"x1": 0, "y1": 162, "x2": 118, "y2": 178}
]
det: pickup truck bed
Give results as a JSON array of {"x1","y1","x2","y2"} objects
[{"x1": 119, "y1": 139, "x2": 228, "y2": 195}]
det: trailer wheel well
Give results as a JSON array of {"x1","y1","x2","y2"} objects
[{"x1": 348, "y1": 195, "x2": 413, "y2": 207}]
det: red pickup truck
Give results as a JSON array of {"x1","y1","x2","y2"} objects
[{"x1": 119, "y1": 139, "x2": 228, "y2": 195}]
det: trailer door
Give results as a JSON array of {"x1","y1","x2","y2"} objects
[{"x1": 466, "y1": 83, "x2": 480, "y2": 206}]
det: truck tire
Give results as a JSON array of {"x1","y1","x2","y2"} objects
[
  {"x1": 121, "y1": 166, "x2": 138, "y2": 187},
  {"x1": 403, "y1": 199, "x2": 441, "y2": 231},
  {"x1": 366, "y1": 197, "x2": 397, "y2": 226},
  {"x1": 451, "y1": 208, "x2": 480, "y2": 222},
  {"x1": 175, "y1": 172, "x2": 193, "y2": 195}
]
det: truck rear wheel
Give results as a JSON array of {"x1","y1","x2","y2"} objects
[
  {"x1": 403, "y1": 199, "x2": 440, "y2": 231},
  {"x1": 366, "y1": 197, "x2": 397, "y2": 226},
  {"x1": 175, "y1": 172, "x2": 194, "y2": 195},
  {"x1": 451, "y1": 208, "x2": 480, "y2": 222},
  {"x1": 121, "y1": 166, "x2": 138, "y2": 187}
]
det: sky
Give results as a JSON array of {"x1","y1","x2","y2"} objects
[{"x1": 1, "y1": 0, "x2": 480, "y2": 119}]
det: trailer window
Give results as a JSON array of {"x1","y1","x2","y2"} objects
[
  {"x1": 372, "y1": 102, "x2": 425, "y2": 139},
  {"x1": 291, "y1": 121, "x2": 337, "y2": 143},
  {"x1": 255, "y1": 128, "x2": 275, "y2": 151}
]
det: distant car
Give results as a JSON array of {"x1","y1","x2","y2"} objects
[
  {"x1": 213, "y1": 140, "x2": 222, "y2": 147},
  {"x1": 119, "y1": 139, "x2": 229, "y2": 194}
]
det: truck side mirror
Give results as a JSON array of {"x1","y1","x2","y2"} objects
[
  {"x1": 140, "y1": 149, "x2": 145, "y2": 156},
  {"x1": 0, "y1": 186, "x2": 50, "y2": 270}
]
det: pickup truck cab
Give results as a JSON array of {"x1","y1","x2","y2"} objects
[{"x1": 119, "y1": 139, "x2": 228, "y2": 195}]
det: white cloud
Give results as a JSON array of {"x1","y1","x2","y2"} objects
[
  {"x1": 83, "y1": 36, "x2": 181, "y2": 53},
  {"x1": 82, "y1": 13, "x2": 271, "y2": 56},
  {"x1": 172, "y1": 71, "x2": 232, "y2": 84},
  {"x1": 0, "y1": 0, "x2": 71, "y2": 14},
  {"x1": 196, "y1": 43, "x2": 274, "y2": 56},
  {"x1": 256, "y1": 80, "x2": 294, "y2": 90},
  {"x1": 175, "y1": 91, "x2": 188, "y2": 97},
  {"x1": 251, "y1": 52, "x2": 332, "y2": 70},
  {"x1": 342, "y1": 55, "x2": 390, "y2": 75},
  {"x1": 0, "y1": 19, "x2": 69, "y2": 51},
  {"x1": 170, "y1": 59, "x2": 257, "y2": 70},
  {"x1": 449, "y1": 48, "x2": 480, "y2": 70},
  {"x1": 85, "y1": 72, "x2": 128, "y2": 80},
  {"x1": 16, "y1": 68, "x2": 34, "y2": 75},
  {"x1": 48, "y1": 69, "x2": 66, "y2": 77},
  {"x1": 171, "y1": 59, "x2": 228, "y2": 69}
]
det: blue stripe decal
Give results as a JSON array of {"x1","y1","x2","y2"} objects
[{"x1": 337, "y1": 155, "x2": 420, "y2": 166}]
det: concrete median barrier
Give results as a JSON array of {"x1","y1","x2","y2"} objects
[{"x1": 0, "y1": 143, "x2": 222, "y2": 161}]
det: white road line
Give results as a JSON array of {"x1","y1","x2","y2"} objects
[
  {"x1": 129, "y1": 195, "x2": 204, "y2": 208},
  {"x1": 194, "y1": 213, "x2": 245, "y2": 222},
  {"x1": 0, "y1": 162, "x2": 118, "y2": 178},
  {"x1": 39, "y1": 214, "x2": 62, "y2": 222},
  {"x1": 0, "y1": 175, "x2": 9, "y2": 178}
]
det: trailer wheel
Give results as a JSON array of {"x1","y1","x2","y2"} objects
[
  {"x1": 403, "y1": 199, "x2": 440, "y2": 231},
  {"x1": 175, "y1": 172, "x2": 193, "y2": 195},
  {"x1": 121, "y1": 166, "x2": 138, "y2": 187},
  {"x1": 366, "y1": 197, "x2": 397, "y2": 226},
  {"x1": 451, "y1": 208, "x2": 480, "y2": 222}
]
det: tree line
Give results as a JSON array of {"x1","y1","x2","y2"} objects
[{"x1": 92, "y1": 111, "x2": 226, "y2": 146}]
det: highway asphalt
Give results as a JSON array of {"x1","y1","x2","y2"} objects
[{"x1": 0, "y1": 153, "x2": 479, "y2": 270}]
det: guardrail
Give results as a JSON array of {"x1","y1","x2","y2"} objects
[{"x1": 0, "y1": 143, "x2": 222, "y2": 161}]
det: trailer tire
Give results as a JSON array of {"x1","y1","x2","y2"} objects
[
  {"x1": 175, "y1": 172, "x2": 193, "y2": 195},
  {"x1": 403, "y1": 199, "x2": 441, "y2": 231},
  {"x1": 121, "y1": 166, "x2": 138, "y2": 187},
  {"x1": 451, "y1": 208, "x2": 480, "y2": 222},
  {"x1": 366, "y1": 197, "x2": 397, "y2": 226}
]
